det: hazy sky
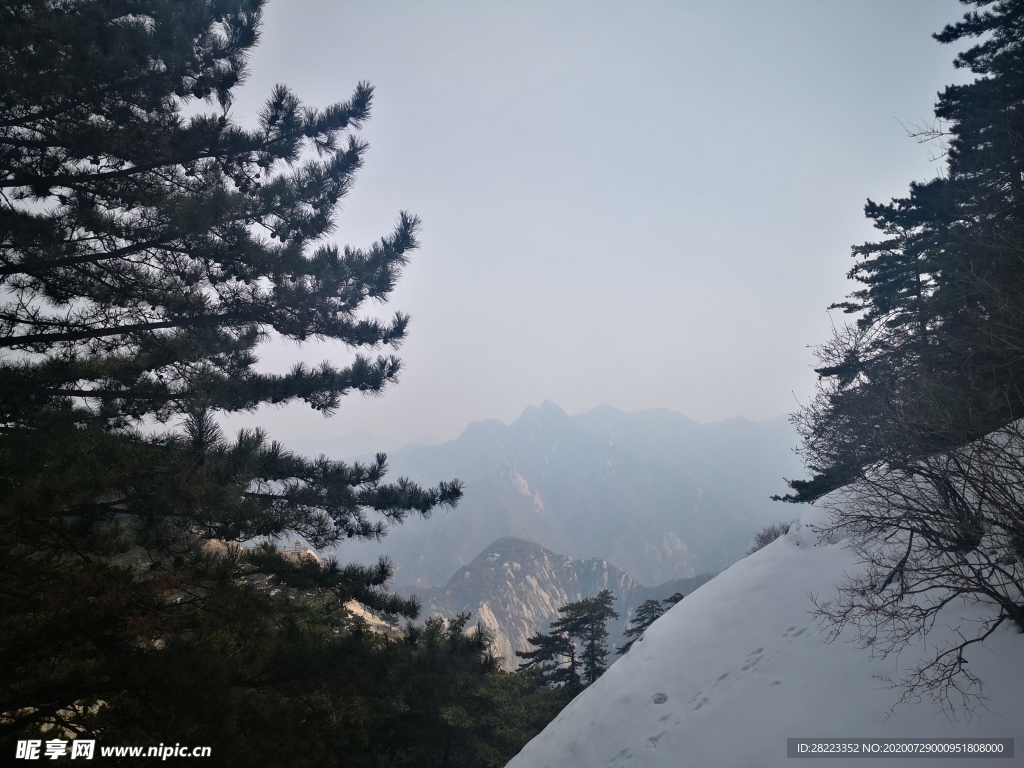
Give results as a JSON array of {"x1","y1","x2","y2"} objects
[{"x1": 222, "y1": 0, "x2": 971, "y2": 445}]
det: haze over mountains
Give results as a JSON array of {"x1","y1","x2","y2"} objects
[
  {"x1": 283, "y1": 430, "x2": 441, "y2": 461},
  {"x1": 312, "y1": 401, "x2": 805, "y2": 587}
]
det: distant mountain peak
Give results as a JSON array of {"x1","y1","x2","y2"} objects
[
  {"x1": 481, "y1": 536, "x2": 550, "y2": 555},
  {"x1": 453, "y1": 537, "x2": 567, "y2": 587},
  {"x1": 518, "y1": 400, "x2": 571, "y2": 422},
  {"x1": 456, "y1": 418, "x2": 506, "y2": 439}
]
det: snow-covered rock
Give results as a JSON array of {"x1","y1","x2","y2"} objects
[{"x1": 508, "y1": 506, "x2": 1024, "y2": 767}]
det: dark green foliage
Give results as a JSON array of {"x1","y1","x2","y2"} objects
[
  {"x1": 618, "y1": 599, "x2": 663, "y2": 655},
  {"x1": 783, "y1": 0, "x2": 1024, "y2": 714},
  {"x1": 617, "y1": 592, "x2": 684, "y2": 655},
  {"x1": 516, "y1": 626, "x2": 581, "y2": 692},
  {"x1": 2, "y1": 601, "x2": 558, "y2": 766},
  {"x1": 380, "y1": 615, "x2": 567, "y2": 768},
  {"x1": 574, "y1": 589, "x2": 620, "y2": 684},
  {"x1": 0, "y1": 0, "x2": 472, "y2": 757},
  {"x1": 782, "y1": 0, "x2": 1024, "y2": 504},
  {"x1": 1, "y1": 0, "x2": 414, "y2": 424},
  {"x1": 517, "y1": 589, "x2": 619, "y2": 690},
  {"x1": 383, "y1": 615, "x2": 502, "y2": 766}
]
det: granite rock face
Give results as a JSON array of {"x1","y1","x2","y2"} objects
[{"x1": 407, "y1": 536, "x2": 713, "y2": 667}]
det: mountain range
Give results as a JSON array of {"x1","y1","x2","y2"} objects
[{"x1": 327, "y1": 401, "x2": 805, "y2": 587}]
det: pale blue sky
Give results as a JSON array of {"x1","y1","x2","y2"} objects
[{"x1": 223, "y1": 0, "x2": 971, "y2": 444}]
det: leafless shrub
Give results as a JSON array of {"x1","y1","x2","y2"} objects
[
  {"x1": 812, "y1": 420, "x2": 1024, "y2": 718},
  {"x1": 747, "y1": 520, "x2": 794, "y2": 555}
]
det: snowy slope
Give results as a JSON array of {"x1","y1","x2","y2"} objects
[{"x1": 507, "y1": 507, "x2": 1024, "y2": 767}]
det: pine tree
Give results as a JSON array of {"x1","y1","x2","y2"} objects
[
  {"x1": 781, "y1": 0, "x2": 1024, "y2": 714},
  {"x1": 515, "y1": 625, "x2": 582, "y2": 692},
  {"x1": 516, "y1": 590, "x2": 619, "y2": 689},
  {"x1": 573, "y1": 589, "x2": 619, "y2": 683},
  {"x1": 782, "y1": 0, "x2": 1024, "y2": 504},
  {"x1": 618, "y1": 592, "x2": 683, "y2": 655},
  {"x1": 382, "y1": 616, "x2": 507, "y2": 767},
  {"x1": 0, "y1": 0, "x2": 462, "y2": 752}
]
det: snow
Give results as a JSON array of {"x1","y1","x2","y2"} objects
[{"x1": 507, "y1": 506, "x2": 1024, "y2": 767}]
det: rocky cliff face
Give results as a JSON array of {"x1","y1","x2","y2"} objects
[{"x1": 406, "y1": 537, "x2": 713, "y2": 668}]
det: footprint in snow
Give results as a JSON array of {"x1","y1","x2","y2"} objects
[
  {"x1": 645, "y1": 731, "x2": 668, "y2": 750},
  {"x1": 608, "y1": 748, "x2": 632, "y2": 766}
]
